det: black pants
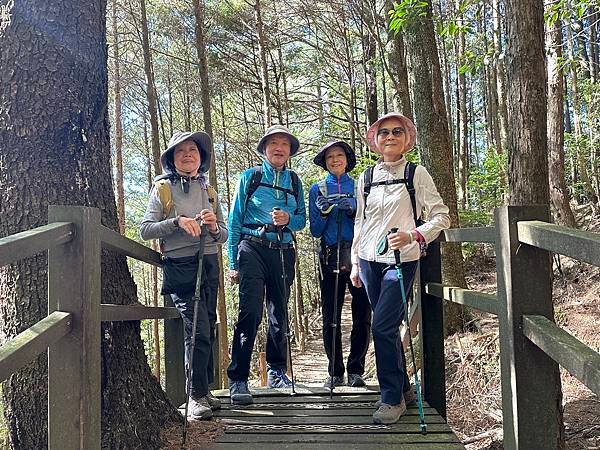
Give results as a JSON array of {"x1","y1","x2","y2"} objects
[
  {"x1": 320, "y1": 265, "x2": 371, "y2": 377},
  {"x1": 171, "y1": 253, "x2": 219, "y2": 398},
  {"x1": 227, "y1": 239, "x2": 295, "y2": 381}
]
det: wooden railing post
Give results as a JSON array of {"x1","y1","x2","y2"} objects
[
  {"x1": 495, "y1": 206, "x2": 563, "y2": 450},
  {"x1": 164, "y1": 294, "x2": 185, "y2": 406},
  {"x1": 419, "y1": 240, "x2": 446, "y2": 418},
  {"x1": 48, "y1": 206, "x2": 101, "y2": 449}
]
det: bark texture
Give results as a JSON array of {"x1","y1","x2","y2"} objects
[{"x1": 0, "y1": 1, "x2": 180, "y2": 448}]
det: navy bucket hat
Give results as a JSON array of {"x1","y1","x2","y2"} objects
[{"x1": 313, "y1": 140, "x2": 357, "y2": 172}]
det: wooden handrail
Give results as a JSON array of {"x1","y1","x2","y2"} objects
[
  {"x1": 101, "y1": 304, "x2": 179, "y2": 321},
  {"x1": 425, "y1": 283, "x2": 499, "y2": 316},
  {"x1": 0, "y1": 311, "x2": 72, "y2": 383},
  {"x1": 0, "y1": 222, "x2": 73, "y2": 267},
  {"x1": 517, "y1": 221, "x2": 600, "y2": 267},
  {"x1": 443, "y1": 227, "x2": 496, "y2": 243},
  {"x1": 98, "y1": 225, "x2": 162, "y2": 267},
  {"x1": 523, "y1": 315, "x2": 600, "y2": 397}
]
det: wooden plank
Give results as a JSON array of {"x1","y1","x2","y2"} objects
[
  {"x1": 222, "y1": 423, "x2": 452, "y2": 434},
  {"x1": 425, "y1": 283, "x2": 499, "y2": 316},
  {"x1": 0, "y1": 311, "x2": 72, "y2": 383},
  {"x1": 495, "y1": 206, "x2": 562, "y2": 450},
  {"x1": 217, "y1": 394, "x2": 382, "y2": 404},
  {"x1": 48, "y1": 206, "x2": 101, "y2": 450},
  {"x1": 98, "y1": 225, "x2": 162, "y2": 267},
  {"x1": 213, "y1": 385, "x2": 381, "y2": 397},
  {"x1": 212, "y1": 444, "x2": 465, "y2": 449},
  {"x1": 443, "y1": 227, "x2": 496, "y2": 243},
  {"x1": 419, "y1": 240, "x2": 446, "y2": 418},
  {"x1": 215, "y1": 432, "x2": 462, "y2": 444},
  {"x1": 214, "y1": 407, "x2": 440, "y2": 417},
  {"x1": 0, "y1": 222, "x2": 73, "y2": 267},
  {"x1": 517, "y1": 220, "x2": 600, "y2": 267},
  {"x1": 215, "y1": 404, "x2": 439, "y2": 413},
  {"x1": 523, "y1": 315, "x2": 600, "y2": 396},
  {"x1": 164, "y1": 294, "x2": 186, "y2": 406},
  {"x1": 100, "y1": 304, "x2": 179, "y2": 321},
  {"x1": 217, "y1": 415, "x2": 447, "y2": 425}
]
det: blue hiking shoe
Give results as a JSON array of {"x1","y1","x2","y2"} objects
[
  {"x1": 229, "y1": 379, "x2": 253, "y2": 405},
  {"x1": 267, "y1": 368, "x2": 293, "y2": 388}
]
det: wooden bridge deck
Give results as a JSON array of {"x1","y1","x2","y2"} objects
[{"x1": 208, "y1": 384, "x2": 464, "y2": 449}]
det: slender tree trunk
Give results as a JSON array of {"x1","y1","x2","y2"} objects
[
  {"x1": 140, "y1": 0, "x2": 161, "y2": 177},
  {"x1": 456, "y1": 1, "x2": 468, "y2": 209},
  {"x1": 493, "y1": 0, "x2": 509, "y2": 154},
  {"x1": 403, "y1": 0, "x2": 469, "y2": 335},
  {"x1": 385, "y1": 0, "x2": 412, "y2": 117},
  {"x1": 254, "y1": 0, "x2": 272, "y2": 127},
  {"x1": 0, "y1": 1, "x2": 180, "y2": 447},
  {"x1": 547, "y1": 9, "x2": 577, "y2": 227},
  {"x1": 111, "y1": 0, "x2": 125, "y2": 235}
]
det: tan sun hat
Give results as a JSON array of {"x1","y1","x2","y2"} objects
[{"x1": 366, "y1": 112, "x2": 417, "y2": 154}]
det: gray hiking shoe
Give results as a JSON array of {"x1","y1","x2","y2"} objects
[
  {"x1": 188, "y1": 395, "x2": 213, "y2": 420},
  {"x1": 205, "y1": 391, "x2": 222, "y2": 410},
  {"x1": 229, "y1": 379, "x2": 253, "y2": 405},
  {"x1": 347, "y1": 373, "x2": 366, "y2": 387},
  {"x1": 375, "y1": 386, "x2": 416, "y2": 408},
  {"x1": 324, "y1": 375, "x2": 345, "y2": 389},
  {"x1": 373, "y1": 399, "x2": 406, "y2": 424}
]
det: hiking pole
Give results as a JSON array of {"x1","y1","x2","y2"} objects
[
  {"x1": 389, "y1": 227, "x2": 427, "y2": 435},
  {"x1": 182, "y1": 223, "x2": 208, "y2": 448},
  {"x1": 329, "y1": 208, "x2": 343, "y2": 398},
  {"x1": 273, "y1": 207, "x2": 296, "y2": 395}
]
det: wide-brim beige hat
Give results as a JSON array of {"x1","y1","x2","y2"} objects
[
  {"x1": 160, "y1": 131, "x2": 213, "y2": 173},
  {"x1": 256, "y1": 124, "x2": 300, "y2": 156},
  {"x1": 366, "y1": 112, "x2": 417, "y2": 154}
]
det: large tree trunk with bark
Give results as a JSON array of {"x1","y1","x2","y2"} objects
[
  {"x1": 0, "y1": 1, "x2": 180, "y2": 448},
  {"x1": 403, "y1": 0, "x2": 469, "y2": 335},
  {"x1": 546, "y1": 10, "x2": 577, "y2": 227}
]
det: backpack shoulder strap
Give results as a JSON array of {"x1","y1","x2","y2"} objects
[
  {"x1": 154, "y1": 178, "x2": 174, "y2": 219},
  {"x1": 362, "y1": 166, "x2": 374, "y2": 219},
  {"x1": 289, "y1": 169, "x2": 301, "y2": 213},
  {"x1": 206, "y1": 184, "x2": 217, "y2": 206},
  {"x1": 405, "y1": 161, "x2": 419, "y2": 226},
  {"x1": 244, "y1": 166, "x2": 263, "y2": 210}
]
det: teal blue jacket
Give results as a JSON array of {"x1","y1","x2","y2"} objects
[{"x1": 228, "y1": 160, "x2": 306, "y2": 269}]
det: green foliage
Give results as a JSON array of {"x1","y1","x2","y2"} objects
[
  {"x1": 466, "y1": 149, "x2": 507, "y2": 213},
  {"x1": 389, "y1": 0, "x2": 428, "y2": 32}
]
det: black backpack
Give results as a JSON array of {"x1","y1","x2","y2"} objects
[
  {"x1": 244, "y1": 166, "x2": 301, "y2": 214},
  {"x1": 362, "y1": 161, "x2": 422, "y2": 227}
]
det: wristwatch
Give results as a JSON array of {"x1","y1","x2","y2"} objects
[{"x1": 173, "y1": 216, "x2": 180, "y2": 228}]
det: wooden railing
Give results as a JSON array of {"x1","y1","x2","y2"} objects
[
  {"x1": 0, "y1": 205, "x2": 218, "y2": 449},
  {"x1": 419, "y1": 205, "x2": 600, "y2": 450}
]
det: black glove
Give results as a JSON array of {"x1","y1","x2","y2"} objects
[
  {"x1": 337, "y1": 197, "x2": 356, "y2": 216},
  {"x1": 316, "y1": 194, "x2": 334, "y2": 215}
]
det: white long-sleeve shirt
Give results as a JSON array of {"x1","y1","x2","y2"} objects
[{"x1": 351, "y1": 157, "x2": 450, "y2": 265}]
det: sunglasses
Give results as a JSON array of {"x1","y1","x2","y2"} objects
[{"x1": 377, "y1": 127, "x2": 405, "y2": 137}]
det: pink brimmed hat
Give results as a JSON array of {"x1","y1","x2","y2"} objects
[{"x1": 366, "y1": 112, "x2": 417, "y2": 154}]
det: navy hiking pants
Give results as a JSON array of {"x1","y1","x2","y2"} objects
[
  {"x1": 171, "y1": 253, "x2": 219, "y2": 399},
  {"x1": 359, "y1": 258, "x2": 417, "y2": 406},
  {"x1": 227, "y1": 239, "x2": 295, "y2": 381},
  {"x1": 320, "y1": 267, "x2": 371, "y2": 378}
]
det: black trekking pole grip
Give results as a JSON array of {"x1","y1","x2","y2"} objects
[{"x1": 389, "y1": 227, "x2": 402, "y2": 266}]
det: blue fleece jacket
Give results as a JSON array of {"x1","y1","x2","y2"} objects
[
  {"x1": 228, "y1": 160, "x2": 306, "y2": 269},
  {"x1": 309, "y1": 172, "x2": 356, "y2": 247}
]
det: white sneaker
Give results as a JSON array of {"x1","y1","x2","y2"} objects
[
  {"x1": 188, "y1": 395, "x2": 213, "y2": 420},
  {"x1": 373, "y1": 399, "x2": 406, "y2": 424}
]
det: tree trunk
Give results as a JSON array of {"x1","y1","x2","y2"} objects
[
  {"x1": 493, "y1": 0, "x2": 509, "y2": 154},
  {"x1": 455, "y1": 1, "x2": 468, "y2": 209},
  {"x1": 140, "y1": 0, "x2": 161, "y2": 177},
  {"x1": 111, "y1": 0, "x2": 125, "y2": 235},
  {"x1": 254, "y1": 0, "x2": 272, "y2": 127},
  {"x1": 0, "y1": 1, "x2": 180, "y2": 448},
  {"x1": 546, "y1": 10, "x2": 577, "y2": 227},
  {"x1": 363, "y1": 19, "x2": 378, "y2": 126},
  {"x1": 403, "y1": 0, "x2": 469, "y2": 335}
]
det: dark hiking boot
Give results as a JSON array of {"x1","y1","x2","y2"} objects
[
  {"x1": 205, "y1": 391, "x2": 222, "y2": 410},
  {"x1": 323, "y1": 375, "x2": 345, "y2": 389},
  {"x1": 188, "y1": 395, "x2": 213, "y2": 420},
  {"x1": 229, "y1": 380, "x2": 253, "y2": 405},
  {"x1": 373, "y1": 399, "x2": 406, "y2": 424},
  {"x1": 267, "y1": 368, "x2": 293, "y2": 388},
  {"x1": 347, "y1": 373, "x2": 366, "y2": 387}
]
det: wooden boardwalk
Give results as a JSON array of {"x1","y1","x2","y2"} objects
[{"x1": 208, "y1": 384, "x2": 464, "y2": 449}]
